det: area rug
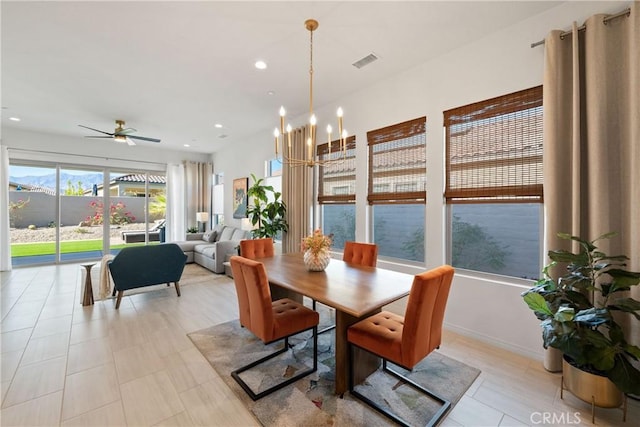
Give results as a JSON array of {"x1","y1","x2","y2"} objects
[{"x1": 188, "y1": 319, "x2": 481, "y2": 426}]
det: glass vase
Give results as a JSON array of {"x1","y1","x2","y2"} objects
[{"x1": 303, "y1": 248, "x2": 330, "y2": 271}]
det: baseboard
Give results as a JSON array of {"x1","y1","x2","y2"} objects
[{"x1": 444, "y1": 322, "x2": 544, "y2": 362}]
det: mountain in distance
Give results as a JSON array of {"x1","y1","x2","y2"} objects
[{"x1": 9, "y1": 173, "x2": 104, "y2": 192}]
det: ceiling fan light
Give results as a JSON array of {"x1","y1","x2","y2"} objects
[{"x1": 114, "y1": 135, "x2": 127, "y2": 143}]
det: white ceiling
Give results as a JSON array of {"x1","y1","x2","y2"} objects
[{"x1": 1, "y1": 1, "x2": 562, "y2": 154}]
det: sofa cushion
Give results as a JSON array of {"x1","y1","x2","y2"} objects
[
  {"x1": 197, "y1": 245, "x2": 217, "y2": 259},
  {"x1": 212, "y1": 224, "x2": 226, "y2": 241},
  {"x1": 176, "y1": 241, "x2": 202, "y2": 252},
  {"x1": 219, "y1": 226, "x2": 235, "y2": 241},
  {"x1": 202, "y1": 230, "x2": 217, "y2": 243},
  {"x1": 231, "y1": 228, "x2": 248, "y2": 241}
]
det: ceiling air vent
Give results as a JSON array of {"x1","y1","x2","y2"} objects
[
  {"x1": 352, "y1": 53, "x2": 379, "y2": 69},
  {"x1": 218, "y1": 134, "x2": 228, "y2": 139}
]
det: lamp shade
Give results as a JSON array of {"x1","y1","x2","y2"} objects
[{"x1": 197, "y1": 212, "x2": 209, "y2": 222}]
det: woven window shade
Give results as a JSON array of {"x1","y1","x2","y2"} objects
[
  {"x1": 444, "y1": 86, "x2": 543, "y2": 204},
  {"x1": 367, "y1": 117, "x2": 426, "y2": 204},
  {"x1": 317, "y1": 136, "x2": 356, "y2": 204}
]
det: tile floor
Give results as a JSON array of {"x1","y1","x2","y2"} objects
[{"x1": 1, "y1": 263, "x2": 637, "y2": 426}]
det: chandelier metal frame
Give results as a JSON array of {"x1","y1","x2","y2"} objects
[{"x1": 274, "y1": 19, "x2": 348, "y2": 168}]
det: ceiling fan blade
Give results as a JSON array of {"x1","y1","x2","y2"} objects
[
  {"x1": 78, "y1": 124, "x2": 114, "y2": 136},
  {"x1": 126, "y1": 137, "x2": 136, "y2": 146},
  {"x1": 84, "y1": 136, "x2": 114, "y2": 138},
  {"x1": 115, "y1": 127, "x2": 137, "y2": 135},
  {"x1": 128, "y1": 135, "x2": 161, "y2": 143}
]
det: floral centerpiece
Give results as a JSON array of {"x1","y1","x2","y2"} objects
[{"x1": 301, "y1": 229, "x2": 332, "y2": 271}]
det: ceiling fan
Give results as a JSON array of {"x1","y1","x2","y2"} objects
[{"x1": 78, "y1": 119, "x2": 161, "y2": 145}]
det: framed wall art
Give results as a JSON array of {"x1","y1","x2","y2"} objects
[{"x1": 232, "y1": 177, "x2": 248, "y2": 218}]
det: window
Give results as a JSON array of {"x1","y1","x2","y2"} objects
[
  {"x1": 367, "y1": 117, "x2": 426, "y2": 262},
  {"x1": 318, "y1": 136, "x2": 356, "y2": 250},
  {"x1": 444, "y1": 86, "x2": 543, "y2": 279}
]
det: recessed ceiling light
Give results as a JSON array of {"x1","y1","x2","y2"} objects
[
  {"x1": 9, "y1": 117, "x2": 21, "y2": 122},
  {"x1": 214, "y1": 123, "x2": 223, "y2": 128},
  {"x1": 255, "y1": 60, "x2": 267, "y2": 70},
  {"x1": 267, "y1": 90, "x2": 275, "y2": 96},
  {"x1": 184, "y1": 144, "x2": 190, "y2": 147}
]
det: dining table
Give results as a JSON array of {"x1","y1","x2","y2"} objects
[{"x1": 258, "y1": 252, "x2": 413, "y2": 395}]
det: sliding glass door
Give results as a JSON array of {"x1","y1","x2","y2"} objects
[{"x1": 8, "y1": 162, "x2": 166, "y2": 266}]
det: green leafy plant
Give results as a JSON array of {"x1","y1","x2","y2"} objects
[
  {"x1": 187, "y1": 227, "x2": 199, "y2": 233},
  {"x1": 149, "y1": 193, "x2": 166, "y2": 220},
  {"x1": 522, "y1": 232, "x2": 640, "y2": 395},
  {"x1": 246, "y1": 173, "x2": 288, "y2": 239}
]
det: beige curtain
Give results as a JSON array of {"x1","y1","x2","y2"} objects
[
  {"x1": 282, "y1": 127, "x2": 313, "y2": 253},
  {"x1": 184, "y1": 161, "x2": 212, "y2": 230},
  {"x1": 543, "y1": 2, "x2": 639, "y2": 356}
]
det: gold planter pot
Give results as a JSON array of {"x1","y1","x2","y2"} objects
[{"x1": 561, "y1": 356, "x2": 626, "y2": 423}]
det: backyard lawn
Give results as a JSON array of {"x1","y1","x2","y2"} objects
[{"x1": 11, "y1": 240, "x2": 132, "y2": 257}]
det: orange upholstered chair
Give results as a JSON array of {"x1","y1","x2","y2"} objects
[
  {"x1": 240, "y1": 238, "x2": 274, "y2": 259},
  {"x1": 230, "y1": 256, "x2": 319, "y2": 400},
  {"x1": 313, "y1": 241, "x2": 379, "y2": 334},
  {"x1": 347, "y1": 265, "x2": 454, "y2": 426},
  {"x1": 230, "y1": 260, "x2": 251, "y2": 329},
  {"x1": 343, "y1": 241, "x2": 378, "y2": 267}
]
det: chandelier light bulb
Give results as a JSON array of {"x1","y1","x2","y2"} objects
[
  {"x1": 279, "y1": 106, "x2": 286, "y2": 117},
  {"x1": 337, "y1": 107, "x2": 343, "y2": 117},
  {"x1": 326, "y1": 124, "x2": 332, "y2": 133},
  {"x1": 310, "y1": 114, "x2": 317, "y2": 126}
]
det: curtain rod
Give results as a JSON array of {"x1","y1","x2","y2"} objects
[{"x1": 530, "y1": 7, "x2": 631, "y2": 48}]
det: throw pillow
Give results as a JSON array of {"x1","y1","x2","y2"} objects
[{"x1": 202, "y1": 230, "x2": 217, "y2": 243}]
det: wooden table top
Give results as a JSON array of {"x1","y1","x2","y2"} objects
[{"x1": 258, "y1": 253, "x2": 413, "y2": 318}]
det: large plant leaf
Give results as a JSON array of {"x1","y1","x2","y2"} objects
[
  {"x1": 523, "y1": 292, "x2": 552, "y2": 316},
  {"x1": 607, "y1": 355, "x2": 640, "y2": 395},
  {"x1": 554, "y1": 306, "x2": 575, "y2": 322},
  {"x1": 586, "y1": 345, "x2": 617, "y2": 371},
  {"x1": 608, "y1": 297, "x2": 640, "y2": 321},
  {"x1": 607, "y1": 269, "x2": 640, "y2": 293},
  {"x1": 626, "y1": 344, "x2": 640, "y2": 360},
  {"x1": 573, "y1": 308, "x2": 610, "y2": 327}
]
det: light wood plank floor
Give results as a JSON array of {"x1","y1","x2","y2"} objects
[{"x1": 1, "y1": 263, "x2": 637, "y2": 426}]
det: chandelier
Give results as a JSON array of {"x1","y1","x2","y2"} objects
[{"x1": 274, "y1": 19, "x2": 348, "y2": 168}]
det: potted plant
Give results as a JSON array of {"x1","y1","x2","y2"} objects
[
  {"x1": 522, "y1": 232, "x2": 640, "y2": 405},
  {"x1": 246, "y1": 173, "x2": 288, "y2": 239}
]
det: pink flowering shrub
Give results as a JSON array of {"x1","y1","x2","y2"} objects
[{"x1": 86, "y1": 200, "x2": 135, "y2": 225}]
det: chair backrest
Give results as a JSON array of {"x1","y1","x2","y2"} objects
[
  {"x1": 343, "y1": 241, "x2": 378, "y2": 267},
  {"x1": 231, "y1": 256, "x2": 274, "y2": 342},
  {"x1": 240, "y1": 238, "x2": 275, "y2": 259},
  {"x1": 230, "y1": 256, "x2": 251, "y2": 329},
  {"x1": 401, "y1": 265, "x2": 454, "y2": 368}
]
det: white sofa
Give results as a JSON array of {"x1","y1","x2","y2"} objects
[{"x1": 174, "y1": 225, "x2": 251, "y2": 274}]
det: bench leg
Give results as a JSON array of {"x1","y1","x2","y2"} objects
[
  {"x1": 175, "y1": 281, "x2": 181, "y2": 297},
  {"x1": 115, "y1": 290, "x2": 124, "y2": 309}
]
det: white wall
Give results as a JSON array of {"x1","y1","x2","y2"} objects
[
  {"x1": 3, "y1": 127, "x2": 211, "y2": 171},
  {"x1": 212, "y1": 1, "x2": 630, "y2": 360}
]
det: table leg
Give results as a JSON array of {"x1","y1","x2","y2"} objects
[
  {"x1": 82, "y1": 264, "x2": 95, "y2": 306},
  {"x1": 335, "y1": 309, "x2": 381, "y2": 395}
]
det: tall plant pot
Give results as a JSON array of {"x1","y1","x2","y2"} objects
[
  {"x1": 561, "y1": 356, "x2": 626, "y2": 423},
  {"x1": 543, "y1": 347, "x2": 562, "y2": 372}
]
